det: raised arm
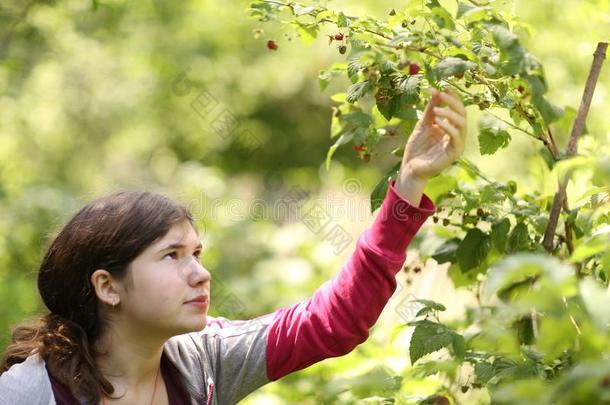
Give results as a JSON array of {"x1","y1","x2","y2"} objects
[
  {"x1": 265, "y1": 178, "x2": 436, "y2": 380},
  {"x1": 266, "y1": 86, "x2": 467, "y2": 380}
]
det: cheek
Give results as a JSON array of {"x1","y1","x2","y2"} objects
[{"x1": 134, "y1": 272, "x2": 184, "y2": 311}]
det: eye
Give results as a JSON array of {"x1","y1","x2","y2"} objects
[
  {"x1": 193, "y1": 250, "x2": 202, "y2": 261},
  {"x1": 163, "y1": 251, "x2": 178, "y2": 261}
]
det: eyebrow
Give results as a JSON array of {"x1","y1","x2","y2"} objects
[{"x1": 157, "y1": 242, "x2": 203, "y2": 253}]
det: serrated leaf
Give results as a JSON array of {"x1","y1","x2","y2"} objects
[
  {"x1": 409, "y1": 320, "x2": 456, "y2": 364},
  {"x1": 346, "y1": 80, "x2": 372, "y2": 103},
  {"x1": 457, "y1": 228, "x2": 491, "y2": 272},
  {"x1": 347, "y1": 58, "x2": 364, "y2": 82},
  {"x1": 508, "y1": 222, "x2": 530, "y2": 252},
  {"x1": 478, "y1": 114, "x2": 511, "y2": 155},
  {"x1": 395, "y1": 75, "x2": 421, "y2": 104},
  {"x1": 475, "y1": 362, "x2": 495, "y2": 384},
  {"x1": 491, "y1": 218, "x2": 511, "y2": 253},
  {"x1": 435, "y1": 56, "x2": 475, "y2": 79},
  {"x1": 376, "y1": 94, "x2": 401, "y2": 121}
]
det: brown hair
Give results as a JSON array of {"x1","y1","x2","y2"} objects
[{"x1": 0, "y1": 190, "x2": 193, "y2": 403}]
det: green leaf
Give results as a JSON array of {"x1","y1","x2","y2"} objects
[
  {"x1": 492, "y1": 25, "x2": 519, "y2": 52},
  {"x1": 293, "y1": 5, "x2": 316, "y2": 16},
  {"x1": 429, "y1": 6, "x2": 455, "y2": 30},
  {"x1": 337, "y1": 11, "x2": 348, "y2": 27},
  {"x1": 508, "y1": 222, "x2": 530, "y2": 252},
  {"x1": 414, "y1": 299, "x2": 447, "y2": 312},
  {"x1": 484, "y1": 253, "x2": 575, "y2": 300},
  {"x1": 395, "y1": 75, "x2": 421, "y2": 104},
  {"x1": 409, "y1": 320, "x2": 461, "y2": 364},
  {"x1": 424, "y1": 174, "x2": 457, "y2": 204},
  {"x1": 376, "y1": 93, "x2": 401, "y2": 121},
  {"x1": 491, "y1": 218, "x2": 511, "y2": 253},
  {"x1": 370, "y1": 162, "x2": 401, "y2": 212},
  {"x1": 434, "y1": 56, "x2": 475, "y2": 79},
  {"x1": 456, "y1": 2, "x2": 475, "y2": 18},
  {"x1": 492, "y1": 25, "x2": 527, "y2": 75},
  {"x1": 346, "y1": 80, "x2": 372, "y2": 103},
  {"x1": 325, "y1": 131, "x2": 353, "y2": 170},
  {"x1": 475, "y1": 362, "x2": 495, "y2": 384},
  {"x1": 579, "y1": 278, "x2": 610, "y2": 330},
  {"x1": 478, "y1": 114, "x2": 511, "y2": 155},
  {"x1": 342, "y1": 110, "x2": 373, "y2": 127},
  {"x1": 457, "y1": 228, "x2": 491, "y2": 272},
  {"x1": 533, "y1": 96, "x2": 564, "y2": 125},
  {"x1": 432, "y1": 237, "x2": 460, "y2": 264}
]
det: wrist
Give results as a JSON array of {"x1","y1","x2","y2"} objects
[{"x1": 394, "y1": 168, "x2": 428, "y2": 207}]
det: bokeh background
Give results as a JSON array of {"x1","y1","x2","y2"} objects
[{"x1": 1, "y1": 0, "x2": 608, "y2": 403}]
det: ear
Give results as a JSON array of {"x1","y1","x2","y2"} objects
[{"x1": 91, "y1": 269, "x2": 121, "y2": 307}]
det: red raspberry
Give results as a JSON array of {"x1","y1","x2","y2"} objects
[
  {"x1": 266, "y1": 40, "x2": 278, "y2": 50},
  {"x1": 334, "y1": 33, "x2": 344, "y2": 41},
  {"x1": 353, "y1": 145, "x2": 367, "y2": 152},
  {"x1": 408, "y1": 63, "x2": 421, "y2": 75}
]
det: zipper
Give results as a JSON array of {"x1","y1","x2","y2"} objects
[{"x1": 205, "y1": 377, "x2": 214, "y2": 405}]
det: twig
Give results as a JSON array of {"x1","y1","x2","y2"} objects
[{"x1": 542, "y1": 42, "x2": 608, "y2": 254}]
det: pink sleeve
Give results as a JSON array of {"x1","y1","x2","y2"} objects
[{"x1": 265, "y1": 178, "x2": 437, "y2": 381}]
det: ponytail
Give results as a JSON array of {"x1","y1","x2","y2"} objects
[{"x1": 1, "y1": 313, "x2": 116, "y2": 403}]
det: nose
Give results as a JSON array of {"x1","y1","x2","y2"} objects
[{"x1": 182, "y1": 257, "x2": 211, "y2": 286}]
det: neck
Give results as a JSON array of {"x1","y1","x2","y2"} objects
[{"x1": 94, "y1": 320, "x2": 166, "y2": 394}]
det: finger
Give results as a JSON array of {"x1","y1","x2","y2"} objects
[
  {"x1": 434, "y1": 116, "x2": 462, "y2": 149},
  {"x1": 433, "y1": 106, "x2": 466, "y2": 131},
  {"x1": 421, "y1": 89, "x2": 442, "y2": 125},
  {"x1": 439, "y1": 89, "x2": 466, "y2": 115}
]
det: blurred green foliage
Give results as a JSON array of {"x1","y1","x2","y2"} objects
[{"x1": 1, "y1": 0, "x2": 609, "y2": 404}]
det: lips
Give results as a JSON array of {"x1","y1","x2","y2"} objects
[{"x1": 185, "y1": 294, "x2": 209, "y2": 304}]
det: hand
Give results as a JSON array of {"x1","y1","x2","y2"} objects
[
  {"x1": 400, "y1": 87, "x2": 467, "y2": 181},
  {"x1": 394, "y1": 87, "x2": 467, "y2": 206}
]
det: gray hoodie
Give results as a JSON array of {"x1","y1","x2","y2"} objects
[{"x1": 0, "y1": 313, "x2": 275, "y2": 405}]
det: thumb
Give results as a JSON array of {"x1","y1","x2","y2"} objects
[{"x1": 421, "y1": 89, "x2": 442, "y2": 125}]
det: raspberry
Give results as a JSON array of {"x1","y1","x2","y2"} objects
[
  {"x1": 408, "y1": 63, "x2": 421, "y2": 75},
  {"x1": 334, "y1": 33, "x2": 344, "y2": 41},
  {"x1": 266, "y1": 40, "x2": 278, "y2": 50},
  {"x1": 353, "y1": 145, "x2": 367, "y2": 152},
  {"x1": 362, "y1": 153, "x2": 371, "y2": 162}
]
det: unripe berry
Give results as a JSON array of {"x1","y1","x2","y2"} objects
[{"x1": 339, "y1": 45, "x2": 347, "y2": 54}]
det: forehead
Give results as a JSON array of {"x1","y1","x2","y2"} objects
[{"x1": 152, "y1": 220, "x2": 200, "y2": 247}]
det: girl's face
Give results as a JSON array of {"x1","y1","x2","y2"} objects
[{"x1": 117, "y1": 220, "x2": 211, "y2": 338}]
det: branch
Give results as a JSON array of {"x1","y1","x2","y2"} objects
[{"x1": 542, "y1": 42, "x2": 608, "y2": 254}]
